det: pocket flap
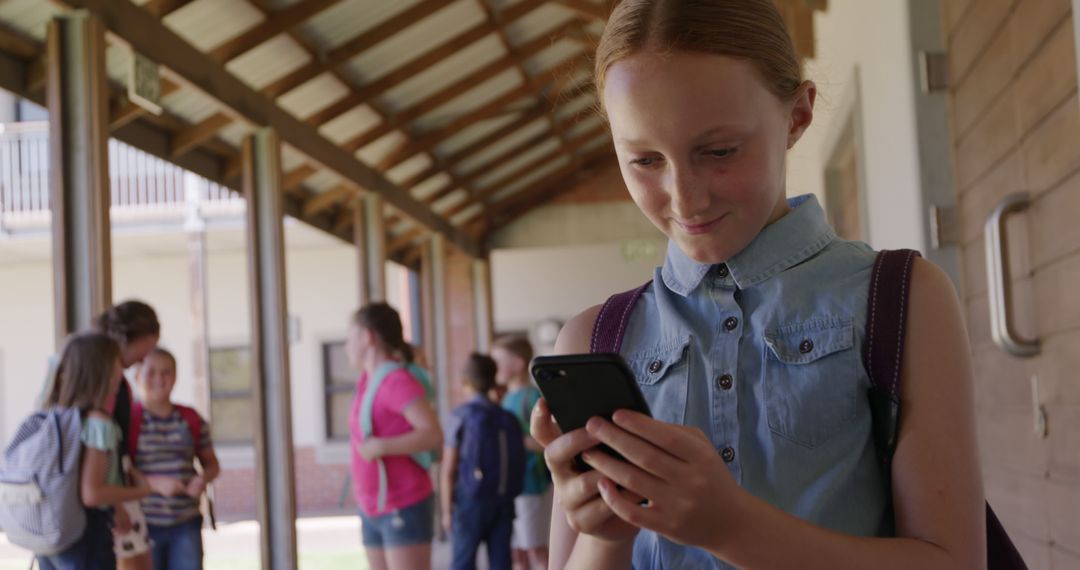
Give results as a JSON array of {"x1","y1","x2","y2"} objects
[
  {"x1": 629, "y1": 338, "x2": 690, "y2": 385},
  {"x1": 764, "y1": 319, "x2": 853, "y2": 364}
]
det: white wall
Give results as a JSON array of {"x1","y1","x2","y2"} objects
[
  {"x1": 790, "y1": 0, "x2": 928, "y2": 252},
  {"x1": 491, "y1": 239, "x2": 665, "y2": 336},
  {"x1": 0, "y1": 222, "x2": 392, "y2": 459}
]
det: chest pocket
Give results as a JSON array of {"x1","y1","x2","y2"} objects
[
  {"x1": 628, "y1": 338, "x2": 691, "y2": 426},
  {"x1": 763, "y1": 318, "x2": 857, "y2": 448}
]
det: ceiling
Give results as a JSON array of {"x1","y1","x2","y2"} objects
[{"x1": 0, "y1": 0, "x2": 825, "y2": 266}]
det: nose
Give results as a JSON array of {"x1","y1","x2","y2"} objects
[{"x1": 667, "y1": 165, "x2": 710, "y2": 221}]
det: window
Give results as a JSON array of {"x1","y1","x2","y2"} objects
[
  {"x1": 209, "y1": 346, "x2": 254, "y2": 445},
  {"x1": 322, "y1": 341, "x2": 354, "y2": 441}
]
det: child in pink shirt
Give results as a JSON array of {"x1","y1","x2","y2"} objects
[{"x1": 346, "y1": 303, "x2": 442, "y2": 570}]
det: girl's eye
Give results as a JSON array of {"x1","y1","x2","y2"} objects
[
  {"x1": 629, "y1": 156, "x2": 663, "y2": 168},
  {"x1": 707, "y1": 148, "x2": 736, "y2": 159}
]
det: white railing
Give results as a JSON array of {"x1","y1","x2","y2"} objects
[{"x1": 0, "y1": 121, "x2": 244, "y2": 233}]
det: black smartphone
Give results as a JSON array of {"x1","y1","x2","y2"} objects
[{"x1": 530, "y1": 353, "x2": 651, "y2": 470}]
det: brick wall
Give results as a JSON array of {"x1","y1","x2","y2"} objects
[{"x1": 213, "y1": 446, "x2": 354, "y2": 520}]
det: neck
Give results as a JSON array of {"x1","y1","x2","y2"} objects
[
  {"x1": 507, "y1": 373, "x2": 529, "y2": 390},
  {"x1": 144, "y1": 398, "x2": 173, "y2": 417},
  {"x1": 361, "y1": 349, "x2": 395, "y2": 377}
]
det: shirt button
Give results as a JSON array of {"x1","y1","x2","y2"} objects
[
  {"x1": 648, "y1": 359, "x2": 663, "y2": 374},
  {"x1": 716, "y1": 264, "x2": 729, "y2": 278},
  {"x1": 717, "y1": 374, "x2": 733, "y2": 391},
  {"x1": 723, "y1": 317, "x2": 739, "y2": 331},
  {"x1": 799, "y1": 339, "x2": 814, "y2": 354},
  {"x1": 721, "y1": 447, "x2": 736, "y2": 463}
]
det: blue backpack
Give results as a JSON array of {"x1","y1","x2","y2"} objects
[
  {"x1": 0, "y1": 407, "x2": 86, "y2": 555},
  {"x1": 456, "y1": 401, "x2": 526, "y2": 501},
  {"x1": 359, "y1": 361, "x2": 438, "y2": 513}
]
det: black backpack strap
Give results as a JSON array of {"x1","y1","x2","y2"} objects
[{"x1": 590, "y1": 282, "x2": 651, "y2": 354}]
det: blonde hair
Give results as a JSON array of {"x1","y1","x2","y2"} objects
[{"x1": 594, "y1": 0, "x2": 803, "y2": 110}]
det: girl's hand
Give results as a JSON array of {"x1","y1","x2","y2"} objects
[
  {"x1": 186, "y1": 475, "x2": 207, "y2": 498},
  {"x1": 113, "y1": 504, "x2": 133, "y2": 535},
  {"x1": 357, "y1": 438, "x2": 385, "y2": 461},
  {"x1": 441, "y1": 509, "x2": 453, "y2": 534},
  {"x1": 146, "y1": 475, "x2": 184, "y2": 497},
  {"x1": 581, "y1": 410, "x2": 746, "y2": 552},
  {"x1": 531, "y1": 399, "x2": 641, "y2": 544}
]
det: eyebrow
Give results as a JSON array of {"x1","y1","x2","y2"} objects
[{"x1": 616, "y1": 125, "x2": 750, "y2": 147}]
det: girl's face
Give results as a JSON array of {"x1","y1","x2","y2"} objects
[
  {"x1": 138, "y1": 354, "x2": 176, "y2": 405},
  {"x1": 491, "y1": 347, "x2": 523, "y2": 387},
  {"x1": 122, "y1": 333, "x2": 159, "y2": 368},
  {"x1": 603, "y1": 51, "x2": 815, "y2": 264},
  {"x1": 345, "y1": 322, "x2": 372, "y2": 370}
]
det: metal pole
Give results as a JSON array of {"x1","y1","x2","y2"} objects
[
  {"x1": 47, "y1": 11, "x2": 111, "y2": 348},
  {"x1": 426, "y1": 234, "x2": 451, "y2": 421},
  {"x1": 242, "y1": 128, "x2": 298, "y2": 570},
  {"x1": 363, "y1": 193, "x2": 386, "y2": 302}
]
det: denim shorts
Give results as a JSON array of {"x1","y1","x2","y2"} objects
[{"x1": 360, "y1": 495, "x2": 435, "y2": 549}]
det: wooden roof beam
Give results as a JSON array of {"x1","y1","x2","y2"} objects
[
  {"x1": 303, "y1": 184, "x2": 354, "y2": 218},
  {"x1": 143, "y1": 0, "x2": 196, "y2": 18},
  {"x1": 61, "y1": 0, "x2": 480, "y2": 256},
  {"x1": 260, "y1": 0, "x2": 449, "y2": 98},
  {"x1": 208, "y1": 0, "x2": 344, "y2": 63},
  {"x1": 490, "y1": 149, "x2": 616, "y2": 226},
  {"x1": 551, "y1": 0, "x2": 609, "y2": 20}
]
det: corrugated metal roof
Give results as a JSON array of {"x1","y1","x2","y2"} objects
[
  {"x1": 488, "y1": 154, "x2": 570, "y2": 202},
  {"x1": 506, "y1": 2, "x2": 575, "y2": 44},
  {"x1": 343, "y1": 1, "x2": 485, "y2": 85},
  {"x1": 298, "y1": 0, "x2": 424, "y2": 54},
  {"x1": 434, "y1": 112, "x2": 520, "y2": 157},
  {"x1": 450, "y1": 203, "x2": 483, "y2": 225},
  {"x1": 455, "y1": 116, "x2": 548, "y2": 175},
  {"x1": 414, "y1": 69, "x2": 524, "y2": 131},
  {"x1": 412, "y1": 173, "x2": 452, "y2": 201},
  {"x1": 278, "y1": 73, "x2": 350, "y2": 120},
  {"x1": 226, "y1": 34, "x2": 312, "y2": 91},
  {"x1": 164, "y1": 0, "x2": 265, "y2": 53},
  {"x1": 0, "y1": 0, "x2": 62, "y2": 41},
  {"x1": 319, "y1": 105, "x2": 383, "y2": 144},
  {"x1": 474, "y1": 137, "x2": 560, "y2": 190},
  {"x1": 0, "y1": 0, "x2": 627, "y2": 245},
  {"x1": 386, "y1": 153, "x2": 434, "y2": 185},
  {"x1": 376, "y1": 34, "x2": 507, "y2": 113}
]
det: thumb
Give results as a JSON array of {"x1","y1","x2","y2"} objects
[{"x1": 530, "y1": 399, "x2": 562, "y2": 447}]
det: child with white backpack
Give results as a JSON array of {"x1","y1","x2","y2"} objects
[{"x1": 1, "y1": 332, "x2": 152, "y2": 570}]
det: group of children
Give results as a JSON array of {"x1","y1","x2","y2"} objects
[
  {"x1": 346, "y1": 303, "x2": 551, "y2": 570},
  {"x1": 2, "y1": 301, "x2": 218, "y2": 570}
]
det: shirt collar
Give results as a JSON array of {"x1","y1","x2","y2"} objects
[{"x1": 660, "y1": 194, "x2": 836, "y2": 295}]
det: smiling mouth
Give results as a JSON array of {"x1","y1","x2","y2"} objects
[{"x1": 675, "y1": 214, "x2": 727, "y2": 235}]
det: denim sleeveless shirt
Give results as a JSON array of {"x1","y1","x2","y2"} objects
[{"x1": 620, "y1": 195, "x2": 889, "y2": 569}]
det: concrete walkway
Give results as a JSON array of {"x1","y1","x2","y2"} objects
[{"x1": 0, "y1": 516, "x2": 479, "y2": 570}]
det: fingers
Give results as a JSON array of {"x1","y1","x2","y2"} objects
[
  {"x1": 563, "y1": 496, "x2": 618, "y2": 533},
  {"x1": 598, "y1": 478, "x2": 661, "y2": 531},
  {"x1": 586, "y1": 417, "x2": 684, "y2": 480},
  {"x1": 543, "y1": 427, "x2": 600, "y2": 479},
  {"x1": 581, "y1": 449, "x2": 664, "y2": 500},
  {"x1": 609, "y1": 411, "x2": 707, "y2": 463},
  {"x1": 530, "y1": 399, "x2": 562, "y2": 447}
]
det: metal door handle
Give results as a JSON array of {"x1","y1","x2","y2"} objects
[{"x1": 984, "y1": 193, "x2": 1040, "y2": 357}]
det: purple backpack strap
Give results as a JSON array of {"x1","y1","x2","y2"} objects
[
  {"x1": 590, "y1": 281, "x2": 651, "y2": 354},
  {"x1": 864, "y1": 249, "x2": 1026, "y2": 570}
]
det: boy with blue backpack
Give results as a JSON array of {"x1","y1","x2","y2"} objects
[{"x1": 440, "y1": 354, "x2": 526, "y2": 570}]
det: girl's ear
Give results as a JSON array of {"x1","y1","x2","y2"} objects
[{"x1": 786, "y1": 80, "x2": 817, "y2": 149}]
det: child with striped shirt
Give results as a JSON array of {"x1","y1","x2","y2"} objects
[{"x1": 133, "y1": 348, "x2": 220, "y2": 570}]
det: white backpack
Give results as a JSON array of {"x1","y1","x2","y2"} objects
[{"x1": 0, "y1": 407, "x2": 86, "y2": 555}]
